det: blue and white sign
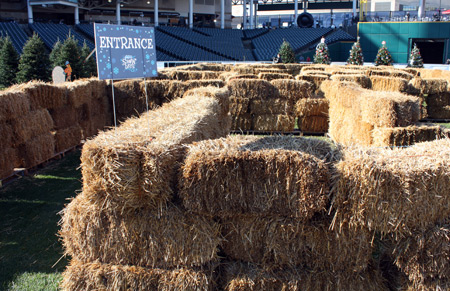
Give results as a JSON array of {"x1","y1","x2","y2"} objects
[{"x1": 94, "y1": 23, "x2": 157, "y2": 80}]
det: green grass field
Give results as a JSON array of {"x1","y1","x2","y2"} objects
[{"x1": 0, "y1": 150, "x2": 81, "y2": 291}]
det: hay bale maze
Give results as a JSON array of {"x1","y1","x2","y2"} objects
[{"x1": 0, "y1": 79, "x2": 112, "y2": 180}]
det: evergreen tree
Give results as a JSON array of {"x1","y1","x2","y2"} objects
[
  {"x1": 407, "y1": 43, "x2": 424, "y2": 68},
  {"x1": 347, "y1": 37, "x2": 364, "y2": 65},
  {"x1": 53, "y1": 34, "x2": 82, "y2": 80},
  {"x1": 50, "y1": 39, "x2": 63, "y2": 68},
  {"x1": 16, "y1": 33, "x2": 51, "y2": 83},
  {"x1": 374, "y1": 41, "x2": 393, "y2": 66},
  {"x1": 278, "y1": 40, "x2": 296, "y2": 63},
  {"x1": 313, "y1": 37, "x2": 331, "y2": 65},
  {"x1": 80, "y1": 41, "x2": 97, "y2": 78},
  {"x1": 0, "y1": 36, "x2": 19, "y2": 88}
]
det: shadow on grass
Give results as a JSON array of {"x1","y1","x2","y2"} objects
[{"x1": 0, "y1": 150, "x2": 82, "y2": 290}]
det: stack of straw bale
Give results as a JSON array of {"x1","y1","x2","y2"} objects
[
  {"x1": 295, "y1": 98, "x2": 329, "y2": 133},
  {"x1": 321, "y1": 80, "x2": 442, "y2": 146},
  {"x1": 60, "y1": 88, "x2": 231, "y2": 290},
  {"x1": 179, "y1": 134, "x2": 387, "y2": 289},
  {"x1": 296, "y1": 73, "x2": 330, "y2": 98},
  {"x1": 227, "y1": 78, "x2": 295, "y2": 131},
  {"x1": 410, "y1": 77, "x2": 450, "y2": 119},
  {"x1": 330, "y1": 74, "x2": 371, "y2": 89},
  {"x1": 258, "y1": 72, "x2": 293, "y2": 81},
  {"x1": 165, "y1": 70, "x2": 221, "y2": 81}
]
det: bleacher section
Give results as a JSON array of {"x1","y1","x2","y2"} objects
[
  {"x1": 252, "y1": 27, "x2": 333, "y2": 61},
  {"x1": 325, "y1": 29, "x2": 355, "y2": 43},
  {"x1": 0, "y1": 22, "x2": 29, "y2": 54},
  {"x1": 158, "y1": 26, "x2": 254, "y2": 61},
  {"x1": 76, "y1": 23, "x2": 94, "y2": 39},
  {"x1": 30, "y1": 22, "x2": 94, "y2": 51}
]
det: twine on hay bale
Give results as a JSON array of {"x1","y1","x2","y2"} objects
[
  {"x1": 179, "y1": 135, "x2": 333, "y2": 218},
  {"x1": 11, "y1": 109, "x2": 54, "y2": 146},
  {"x1": 257, "y1": 72, "x2": 293, "y2": 81},
  {"x1": 61, "y1": 260, "x2": 215, "y2": 291},
  {"x1": 18, "y1": 132, "x2": 55, "y2": 168},
  {"x1": 330, "y1": 74, "x2": 371, "y2": 89},
  {"x1": 410, "y1": 78, "x2": 449, "y2": 95},
  {"x1": 221, "y1": 215, "x2": 372, "y2": 272},
  {"x1": 369, "y1": 76, "x2": 410, "y2": 93},
  {"x1": 330, "y1": 138, "x2": 450, "y2": 238},
  {"x1": 253, "y1": 114, "x2": 295, "y2": 131},
  {"x1": 270, "y1": 79, "x2": 314, "y2": 101},
  {"x1": 60, "y1": 193, "x2": 221, "y2": 268},
  {"x1": 371, "y1": 124, "x2": 449, "y2": 147},
  {"x1": 392, "y1": 219, "x2": 450, "y2": 285},
  {"x1": 425, "y1": 93, "x2": 450, "y2": 119},
  {"x1": 0, "y1": 90, "x2": 30, "y2": 122},
  {"x1": 220, "y1": 261, "x2": 389, "y2": 291},
  {"x1": 54, "y1": 125, "x2": 82, "y2": 153},
  {"x1": 81, "y1": 91, "x2": 230, "y2": 211}
]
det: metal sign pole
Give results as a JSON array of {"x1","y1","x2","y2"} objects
[{"x1": 111, "y1": 79, "x2": 117, "y2": 129}]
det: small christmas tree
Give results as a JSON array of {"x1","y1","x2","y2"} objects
[
  {"x1": 314, "y1": 37, "x2": 331, "y2": 65},
  {"x1": 374, "y1": 41, "x2": 393, "y2": 66},
  {"x1": 347, "y1": 37, "x2": 364, "y2": 65},
  {"x1": 80, "y1": 41, "x2": 97, "y2": 78},
  {"x1": 50, "y1": 39, "x2": 63, "y2": 68},
  {"x1": 16, "y1": 33, "x2": 51, "y2": 83},
  {"x1": 278, "y1": 40, "x2": 297, "y2": 63},
  {"x1": 0, "y1": 36, "x2": 19, "y2": 88},
  {"x1": 407, "y1": 43, "x2": 424, "y2": 68}
]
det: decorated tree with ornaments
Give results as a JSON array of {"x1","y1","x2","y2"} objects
[
  {"x1": 374, "y1": 41, "x2": 393, "y2": 66},
  {"x1": 313, "y1": 37, "x2": 331, "y2": 65},
  {"x1": 347, "y1": 37, "x2": 364, "y2": 65},
  {"x1": 407, "y1": 43, "x2": 424, "y2": 68}
]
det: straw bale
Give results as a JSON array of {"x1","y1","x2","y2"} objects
[
  {"x1": 371, "y1": 124, "x2": 449, "y2": 147},
  {"x1": 0, "y1": 147, "x2": 18, "y2": 180},
  {"x1": 221, "y1": 215, "x2": 372, "y2": 272},
  {"x1": 230, "y1": 65, "x2": 256, "y2": 74},
  {"x1": 113, "y1": 79, "x2": 147, "y2": 121},
  {"x1": 182, "y1": 86, "x2": 231, "y2": 116},
  {"x1": 12, "y1": 81, "x2": 67, "y2": 110},
  {"x1": 360, "y1": 91, "x2": 420, "y2": 127},
  {"x1": 298, "y1": 116, "x2": 329, "y2": 133},
  {"x1": 143, "y1": 80, "x2": 187, "y2": 104},
  {"x1": 282, "y1": 63, "x2": 305, "y2": 75},
  {"x1": 296, "y1": 75, "x2": 330, "y2": 97},
  {"x1": 419, "y1": 69, "x2": 450, "y2": 81},
  {"x1": 222, "y1": 74, "x2": 259, "y2": 82},
  {"x1": 330, "y1": 74, "x2": 371, "y2": 88},
  {"x1": 11, "y1": 109, "x2": 54, "y2": 146},
  {"x1": 392, "y1": 220, "x2": 450, "y2": 284},
  {"x1": 253, "y1": 114, "x2": 295, "y2": 131},
  {"x1": 425, "y1": 93, "x2": 450, "y2": 119},
  {"x1": 66, "y1": 80, "x2": 96, "y2": 108},
  {"x1": 184, "y1": 79, "x2": 225, "y2": 90},
  {"x1": 331, "y1": 138, "x2": 450, "y2": 237},
  {"x1": 228, "y1": 79, "x2": 278, "y2": 100},
  {"x1": 270, "y1": 79, "x2": 313, "y2": 101},
  {"x1": 60, "y1": 194, "x2": 221, "y2": 268},
  {"x1": 0, "y1": 90, "x2": 30, "y2": 122},
  {"x1": 54, "y1": 125, "x2": 82, "y2": 153},
  {"x1": 369, "y1": 70, "x2": 414, "y2": 80},
  {"x1": 49, "y1": 106, "x2": 78, "y2": 129},
  {"x1": 301, "y1": 64, "x2": 328, "y2": 73},
  {"x1": 221, "y1": 261, "x2": 389, "y2": 291},
  {"x1": 295, "y1": 98, "x2": 329, "y2": 117},
  {"x1": 410, "y1": 78, "x2": 449, "y2": 95},
  {"x1": 258, "y1": 72, "x2": 293, "y2": 81},
  {"x1": 18, "y1": 132, "x2": 55, "y2": 168},
  {"x1": 401, "y1": 68, "x2": 421, "y2": 77},
  {"x1": 231, "y1": 114, "x2": 252, "y2": 131},
  {"x1": 370, "y1": 76, "x2": 409, "y2": 92},
  {"x1": 179, "y1": 135, "x2": 332, "y2": 218},
  {"x1": 166, "y1": 70, "x2": 220, "y2": 81},
  {"x1": 249, "y1": 99, "x2": 291, "y2": 115},
  {"x1": 82, "y1": 93, "x2": 230, "y2": 211},
  {"x1": 61, "y1": 260, "x2": 214, "y2": 291},
  {"x1": 300, "y1": 71, "x2": 331, "y2": 78},
  {"x1": 229, "y1": 97, "x2": 250, "y2": 115}
]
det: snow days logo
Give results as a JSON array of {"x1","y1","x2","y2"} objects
[{"x1": 121, "y1": 55, "x2": 137, "y2": 72}]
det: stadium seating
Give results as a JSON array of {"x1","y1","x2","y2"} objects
[
  {"x1": 30, "y1": 22, "x2": 94, "y2": 51},
  {"x1": 76, "y1": 23, "x2": 95, "y2": 39},
  {"x1": 0, "y1": 22, "x2": 29, "y2": 54}
]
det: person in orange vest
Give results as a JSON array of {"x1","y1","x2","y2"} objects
[{"x1": 64, "y1": 61, "x2": 72, "y2": 82}]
